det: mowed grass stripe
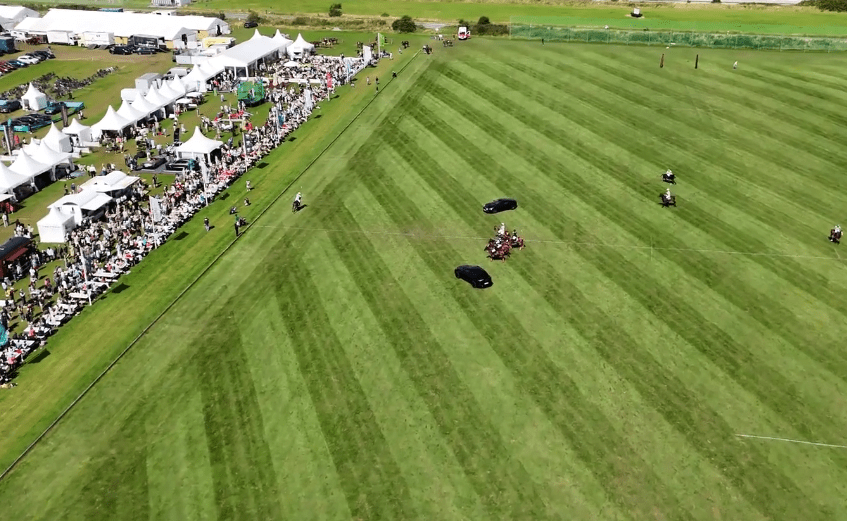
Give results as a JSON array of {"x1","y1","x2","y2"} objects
[
  {"x1": 301, "y1": 227, "x2": 491, "y2": 520},
  {"x1": 410, "y1": 70, "x2": 847, "y2": 516},
  {"x1": 361, "y1": 147, "x2": 632, "y2": 518},
  {"x1": 363, "y1": 124, "x2": 693, "y2": 517},
  {"x1": 274, "y1": 253, "x2": 416, "y2": 520},
  {"x1": 238, "y1": 295, "x2": 352, "y2": 520},
  {"x1": 317, "y1": 182, "x2": 552, "y2": 519}
]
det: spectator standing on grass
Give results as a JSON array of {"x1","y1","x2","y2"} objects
[
  {"x1": 733, "y1": 61, "x2": 738, "y2": 69},
  {"x1": 2, "y1": 213, "x2": 7, "y2": 228},
  {"x1": 204, "y1": 217, "x2": 210, "y2": 232}
]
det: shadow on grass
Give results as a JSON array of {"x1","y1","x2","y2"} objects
[
  {"x1": 172, "y1": 231, "x2": 188, "y2": 241},
  {"x1": 288, "y1": 136, "x2": 297, "y2": 142},
  {"x1": 27, "y1": 349, "x2": 50, "y2": 364},
  {"x1": 219, "y1": 192, "x2": 230, "y2": 200},
  {"x1": 111, "y1": 283, "x2": 130, "y2": 294},
  {"x1": 256, "y1": 162, "x2": 268, "y2": 169}
]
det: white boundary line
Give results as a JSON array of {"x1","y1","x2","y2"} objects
[
  {"x1": 736, "y1": 434, "x2": 847, "y2": 449},
  {"x1": 255, "y1": 225, "x2": 839, "y2": 261}
]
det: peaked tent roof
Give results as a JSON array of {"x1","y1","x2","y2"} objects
[
  {"x1": 62, "y1": 117, "x2": 90, "y2": 135},
  {"x1": 156, "y1": 81, "x2": 181, "y2": 103},
  {"x1": 9, "y1": 149, "x2": 49, "y2": 178},
  {"x1": 144, "y1": 87, "x2": 171, "y2": 109},
  {"x1": 21, "y1": 82, "x2": 46, "y2": 102},
  {"x1": 273, "y1": 30, "x2": 293, "y2": 49},
  {"x1": 91, "y1": 105, "x2": 132, "y2": 132},
  {"x1": 40, "y1": 206, "x2": 74, "y2": 225},
  {"x1": 175, "y1": 126, "x2": 223, "y2": 155},
  {"x1": 116, "y1": 99, "x2": 146, "y2": 124},
  {"x1": 168, "y1": 77, "x2": 187, "y2": 97},
  {"x1": 250, "y1": 28, "x2": 264, "y2": 40},
  {"x1": 130, "y1": 94, "x2": 158, "y2": 116},
  {"x1": 43, "y1": 123, "x2": 69, "y2": 146},
  {"x1": 0, "y1": 161, "x2": 30, "y2": 191},
  {"x1": 291, "y1": 33, "x2": 315, "y2": 51},
  {"x1": 214, "y1": 36, "x2": 282, "y2": 68},
  {"x1": 30, "y1": 140, "x2": 72, "y2": 166}
]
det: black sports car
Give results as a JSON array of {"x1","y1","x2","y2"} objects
[
  {"x1": 455, "y1": 265, "x2": 493, "y2": 289},
  {"x1": 483, "y1": 198, "x2": 518, "y2": 214}
]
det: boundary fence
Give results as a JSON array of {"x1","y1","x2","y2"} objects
[{"x1": 510, "y1": 22, "x2": 847, "y2": 52}]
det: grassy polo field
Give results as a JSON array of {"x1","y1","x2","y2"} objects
[{"x1": 0, "y1": 14, "x2": 847, "y2": 521}]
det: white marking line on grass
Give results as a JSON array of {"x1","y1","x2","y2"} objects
[
  {"x1": 736, "y1": 434, "x2": 847, "y2": 449},
  {"x1": 256, "y1": 225, "x2": 839, "y2": 261}
]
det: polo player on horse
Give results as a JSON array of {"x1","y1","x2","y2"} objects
[
  {"x1": 830, "y1": 225, "x2": 842, "y2": 243},
  {"x1": 663, "y1": 169, "x2": 675, "y2": 184},
  {"x1": 661, "y1": 187, "x2": 676, "y2": 207}
]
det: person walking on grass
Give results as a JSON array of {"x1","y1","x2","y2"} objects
[{"x1": 204, "y1": 217, "x2": 210, "y2": 232}]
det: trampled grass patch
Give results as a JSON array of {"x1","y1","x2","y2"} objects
[{"x1": 1, "y1": 37, "x2": 847, "y2": 519}]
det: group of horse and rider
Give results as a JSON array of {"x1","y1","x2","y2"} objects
[
  {"x1": 485, "y1": 222, "x2": 525, "y2": 262},
  {"x1": 660, "y1": 168, "x2": 842, "y2": 245}
]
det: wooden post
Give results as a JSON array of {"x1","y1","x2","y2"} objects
[
  {"x1": 660, "y1": 53, "x2": 664, "y2": 68},
  {"x1": 695, "y1": 54, "x2": 699, "y2": 69}
]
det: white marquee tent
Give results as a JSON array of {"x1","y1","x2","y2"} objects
[
  {"x1": 145, "y1": 86, "x2": 173, "y2": 109},
  {"x1": 21, "y1": 82, "x2": 47, "y2": 111},
  {"x1": 116, "y1": 99, "x2": 146, "y2": 125},
  {"x1": 48, "y1": 190, "x2": 113, "y2": 226},
  {"x1": 214, "y1": 35, "x2": 283, "y2": 76},
  {"x1": 287, "y1": 33, "x2": 315, "y2": 59},
  {"x1": 9, "y1": 149, "x2": 49, "y2": 180},
  {"x1": 28, "y1": 140, "x2": 73, "y2": 169},
  {"x1": 273, "y1": 30, "x2": 293, "y2": 55},
  {"x1": 62, "y1": 118, "x2": 93, "y2": 144},
  {"x1": 91, "y1": 106, "x2": 132, "y2": 138},
  {"x1": 175, "y1": 126, "x2": 223, "y2": 160},
  {"x1": 168, "y1": 77, "x2": 187, "y2": 98},
  {"x1": 37, "y1": 206, "x2": 75, "y2": 243},
  {"x1": 130, "y1": 93, "x2": 158, "y2": 117},
  {"x1": 0, "y1": 161, "x2": 29, "y2": 193},
  {"x1": 42, "y1": 123, "x2": 72, "y2": 153},
  {"x1": 80, "y1": 170, "x2": 139, "y2": 194}
]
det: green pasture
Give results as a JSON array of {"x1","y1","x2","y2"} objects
[{"x1": 3, "y1": 35, "x2": 847, "y2": 520}]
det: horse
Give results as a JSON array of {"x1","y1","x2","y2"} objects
[
  {"x1": 660, "y1": 194, "x2": 677, "y2": 207},
  {"x1": 830, "y1": 229, "x2": 842, "y2": 243},
  {"x1": 662, "y1": 173, "x2": 676, "y2": 184},
  {"x1": 511, "y1": 236, "x2": 525, "y2": 250},
  {"x1": 292, "y1": 200, "x2": 303, "y2": 213}
]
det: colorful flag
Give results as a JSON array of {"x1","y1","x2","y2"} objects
[
  {"x1": 326, "y1": 72, "x2": 333, "y2": 90},
  {"x1": 0, "y1": 324, "x2": 8, "y2": 346}
]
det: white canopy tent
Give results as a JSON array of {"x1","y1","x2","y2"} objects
[
  {"x1": 29, "y1": 140, "x2": 73, "y2": 169},
  {"x1": 80, "y1": 170, "x2": 139, "y2": 194},
  {"x1": 156, "y1": 81, "x2": 181, "y2": 103},
  {"x1": 168, "y1": 77, "x2": 187, "y2": 98},
  {"x1": 144, "y1": 87, "x2": 172, "y2": 111},
  {"x1": 62, "y1": 118, "x2": 93, "y2": 144},
  {"x1": 42, "y1": 123, "x2": 72, "y2": 153},
  {"x1": 273, "y1": 30, "x2": 293, "y2": 57},
  {"x1": 21, "y1": 82, "x2": 47, "y2": 110},
  {"x1": 37, "y1": 206, "x2": 75, "y2": 243},
  {"x1": 174, "y1": 126, "x2": 223, "y2": 160},
  {"x1": 130, "y1": 94, "x2": 158, "y2": 118},
  {"x1": 0, "y1": 161, "x2": 30, "y2": 193},
  {"x1": 214, "y1": 36, "x2": 283, "y2": 77},
  {"x1": 91, "y1": 106, "x2": 132, "y2": 138},
  {"x1": 116, "y1": 99, "x2": 146, "y2": 125},
  {"x1": 9, "y1": 149, "x2": 49, "y2": 180},
  {"x1": 49, "y1": 190, "x2": 113, "y2": 226},
  {"x1": 287, "y1": 33, "x2": 315, "y2": 59}
]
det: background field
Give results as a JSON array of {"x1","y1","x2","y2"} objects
[{"x1": 2, "y1": 37, "x2": 847, "y2": 519}]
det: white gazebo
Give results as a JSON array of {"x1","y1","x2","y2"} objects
[
  {"x1": 273, "y1": 30, "x2": 293, "y2": 57},
  {"x1": 91, "y1": 106, "x2": 132, "y2": 139},
  {"x1": 287, "y1": 33, "x2": 315, "y2": 59},
  {"x1": 156, "y1": 81, "x2": 181, "y2": 103},
  {"x1": 37, "y1": 207, "x2": 75, "y2": 243},
  {"x1": 174, "y1": 126, "x2": 223, "y2": 160},
  {"x1": 42, "y1": 123, "x2": 73, "y2": 153},
  {"x1": 168, "y1": 77, "x2": 187, "y2": 98},
  {"x1": 62, "y1": 118, "x2": 93, "y2": 144},
  {"x1": 80, "y1": 170, "x2": 139, "y2": 195},
  {"x1": 21, "y1": 82, "x2": 47, "y2": 110},
  {"x1": 29, "y1": 140, "x2": 73, "y2": 171},
  {"x1": 116, "y1": 99, "x2": 146, "y2": 125},
  {"x1": 48, "y1": 190, "x2": 113, "y2": 226},
  {"x1": 130, "y1": 94, "x2": 158, "y2": 118},
  {"x1": 9, "y1": 149, "x2": 49, "y2": 181},
  {"x1": 145, "y1": 86, "x2": 173, "y2": 112},
  {"x1": 0, "y1": 161, "x2": 30, "y2": 194}
]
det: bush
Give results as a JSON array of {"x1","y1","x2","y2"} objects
[
  {"x1": 816, "y1": 0, "x2": 847, "y2": 10},
  {"x1": 246, "y1": 10, "x2": 261, "y2": 23},
  {"x1": 328, "y1": 3, "x2": 342, "y2": 17},
  {"x1": 392, "y1": 15, "x2": 417, "y2": 33},
  {"x1": 711, "y1": 0, "x2": 720, "y2": 3},
  {"x1": 478, "y1": 16, "x2": 490, "y2": 25},
  {"x1": 381, "y1": 12, "x2": 389, "y2": 17},
  {"x1": 473, "y1": 23, "x2": 509, "y2": 36}
]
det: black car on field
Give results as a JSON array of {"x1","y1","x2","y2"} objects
[
  {"x1": 455, "y1": 265, "x2": 493, "y2": 289},
  {"x1": 135, "y1": 47, "x2": 158, "y2": 55},
  {"x1": 483, "y1": 198, "x2": 518, "y2": 214},
  {"x1": 110, "y1": 45, "x2": 136, "y2": 55},
  {"x1": 244, "y1": 21, "x2": 258, "y2": 28}
]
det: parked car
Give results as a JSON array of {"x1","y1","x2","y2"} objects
[
  {"x1": 31, "y1": 50, "x2": 54, "y2": 60},
  {"x1": 43, "y1": 102, "x2": 68, "y2": 115},
  {"x1": 7, "y1": 60, "x2": 26, "y2": 68},
  {"x1": 135, "y1": 47, "x2": 157, "y2": 55},
  {"x1": 243, "y1": 21, "x2": 258, "y2": 28},
  {"x1": 0, "y1": 100, "x2": 21, "y2": 113},
  {"x1": 16, "y1": 55, "x2": 39, "y2": 65},
  {"x1": 142, "y1": 156, "x2": 167, "y2": 170},
  {"x1": 454, "y1": 265, "x2": 493, "y2": 289},
  {"x1": 482, "y1": 198, "x2": 518, "y2": 214},
  {"x1": 109, "y1": 45, "x2": 136, "y2": 55}
]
